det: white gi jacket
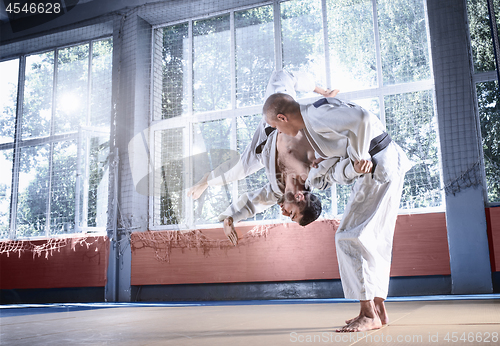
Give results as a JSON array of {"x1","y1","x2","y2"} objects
[
  {"x1": 299, "y1": 95, "x2": 413, "y2": 301},
  {"x1": 206, "y1": 70, "x2": 316, "y2": 223},
  {"x1": 304, "y1": 98, "x2": 412, "y2": 189}
]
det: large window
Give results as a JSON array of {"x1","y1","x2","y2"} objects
[
  {"x1": 0, "y1": 38, "x2": 113, "y2": 239},
  {"x1": 151, "y1": 0, "x2": 442, "y2": 229},
  {"x1": 467, "y1": 0, "x2": 500, "y2": 204}
]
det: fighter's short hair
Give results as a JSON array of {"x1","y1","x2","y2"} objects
[
  {"x1": 263, "y1": 93, "x2": 299, "y2": 120},
  {"x1": 298, "y1": 191, "x2": 322, "y2": 226}
]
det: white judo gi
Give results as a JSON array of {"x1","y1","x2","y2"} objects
[
  {"x1": 303, "y1": 98, "x2": 413, "y2": 301},
  {"x1": 205, "y1": 70, "x2": 315, "y2": 223}
]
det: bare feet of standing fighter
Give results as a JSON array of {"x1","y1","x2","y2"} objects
[
  {"x1": 344, "y1": 298, "x2": 389, "y2": 326},
  {"x1": 337, "y1": 299, "x2": 386, "y2": 333}
]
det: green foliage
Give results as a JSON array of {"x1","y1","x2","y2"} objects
[
  {"x1": 158, "y1": 128, "x2": 184, "y2": 225},
  {"x1": 193, "y1": 15, "x2": 231, "y2": 112},
  {"x1": 477, "y1": 81, "x2": 500, "y2": 203},
  {"x1": 377, "y1": 0, "x2": 431, "y2": 84},
  {"x1": 161, "y1": 23, "x2": 188, "y2": 119},
  {"x1": 327, "y1": 0, "x2": 377, "y2": 89},
  {"x1": 467, "y1": 0, "x2": 498, "y2": 72},
  {"x1": 281, "y1": 0, "x2": 325, "y2": 76},
  {"x1": 385, "y1": 91, "x2": 442, "y2": 209},
  {"x1": 55, "y1": 44, "x2": 89, "y2": 134},
  {"x1": 22, "y1": 52, "x2": 54, "y2": 139},
  {"x1": 0, "y1": 38, "x2": 112, "y2": 238},
  {"x1": 235, "y1": 5, "x2": 275, "y2": 108},
  {"x1": 193, "y1": 119, "x2": 234, "y2": 224}
]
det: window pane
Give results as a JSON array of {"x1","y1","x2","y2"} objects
[
  {"x1": 235, "y1": 6, "x2": 275, "y2": 108},
  {"x1": 0, "y1": 59, "x2": 19, "y2": 144},
  {"x1": 327, "y1": 0, "x2": 377, "y2": 90},
  {"x1": 55, "y1": 44, "x2": 89, "y2": 134},
  {"x1": 193, "y1": 15, "x2": 231, "y2": 112},
  {"x1": 158, "y1": 23, "x2": 189, "y2": 120},
  {"x1": 377, "y1": 0, "x2": 431, "y2": 85},
  {"x1": 50, "y1": 141, "x2": 77, "y2": 235},
  {"x1": 385, "y1": 90, "x2": 443, "y2": 209},
  {"x1": 281, "y1": 0, "x2": 326, "y2": 95},
  {"x1": 467, "y1": 0, "x2": 499, "y2": 72},
  {"x1": 84, "y1": 135, "x2": 110, "y2": 228},
  {"x1": 22, "y1": 52, "x2": 54, "y2": 139},
  {"x1": 237, "y1": 114, "x2": 280, "y2": 221},
  {"x1": 192, "y1": 119, "x2": 233, "y2": 224},
  {"x1": 0, "y1": 150, "x2": 13, "y2": 238},
  {"x1": 477, "y1": 81, "x2": 500, "y2": 203},
  {"x1": 16, "y1": 144, "x2": 50, "y2": 238},
  {"x1": 154, "y1": 128, "x2": 184, "y2": 226},
  {"x1": 91, "y1": 38, "x2": 113, "y2": 128}
]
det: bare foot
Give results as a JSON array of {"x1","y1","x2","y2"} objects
[
  {"x1": 223, "y1": 217, "x2": 238, "y2": 246},
  {"x1": 337, "y1": 300, "x2": 382, "y2": 333},
  {"x1": 337, "y1": 315, "x2": 382, "y2": 332},
  {"x1": 345, "y1": 298, "x2": 388, "y2": 325},
  {"x1": 345, "y1": 316, "x2": 359, "y2": 325},
  {"x1": 374, "y1": 297, "x2": 389, "y2": 325}
]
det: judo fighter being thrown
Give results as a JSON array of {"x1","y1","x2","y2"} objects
[
  {"x1": 263, "y1": 86, "x2": 412, "y2": 332},
  {"x1": 188, "y1": 70, "x2": 344, "y2": 245}
]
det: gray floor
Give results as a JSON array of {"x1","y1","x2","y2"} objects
[{"x1": 1, "y1": 296, "x2": 499, "y2": 345}]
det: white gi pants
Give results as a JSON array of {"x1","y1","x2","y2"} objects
[{"x1": 335, "y1": 169, "x2": 405, "y2": 301}]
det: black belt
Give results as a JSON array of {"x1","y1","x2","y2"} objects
[
  {"x1": 368, "y1": 132, "x2": 391, "y2": 173},
  {"x1": 369, "y1": 132, "x2": 391, "y2": 157},
  {"x1": 255, "y1": 126, "x2": 276, "y2": 154}
]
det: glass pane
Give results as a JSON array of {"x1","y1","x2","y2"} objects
[
  {"x1": 192, "y1": 119, "x2": 233, "y2": 224},
  {"x1": 0, "y1": 150, "x2": 13, "y2": 238},
  {"x1": 159, "y1": 23, "x2": 189, "y2": 119},
  {"x1": 281, "y1": 0, "x2": 326, "y2": 96},
  {"x1": 377, "y1": 0, "x2": 431, "y2": 85},
  {"x1": 16, "y1": 144, "x2": 50, "y2": 238},
  {"x1": 0, "y1": 59, "x2": 19, "y2": 144},
  {"x1": 327, "y1": 0, "x2": 377, "y2": 91},
  {"x1": 86, "y1": 135, "x2": 110, "y2": 228},
  {"x1": 336, "y1": 183, "x2": 353, "y2": 215},
  {"x1": 50, "y1": 141, "x2": 77, "y2": 235},
  {"x1": 154, "y1": 128, "x2": 184, "y2": 226},
  {"x1": 90, "y1": 38, "x2": 113, "y2": 128},
  {"x1": 75, "y1": 132, "x2": 109, "y2": 229},
  {"x1": 467, "y1": 0, "x2": 499, "y2": 72},
  {"x1": 477, "y1": 81, "x2": 500, "y2": 203},
  {"x1": 193, "y1": 15, "x2": 231, "y2": 112},
  {"x1": 55, "y1": 44, "x2": 89, "y2": 134},
  {"x1": 385, "y1": 90, "x2": 443, "y2": 209},
  {"x1": 235, "y1": 5, "x2": 275, "y2": 108},
  {"x1": 237, "y1": 114, "x2": 280, "y2": 221},
  {"x1": 22, "y1": 52, "x2": 54, "y2": 139},
  {"x1": 353, "y1": 97, "x2": 381, "y2": 119}
]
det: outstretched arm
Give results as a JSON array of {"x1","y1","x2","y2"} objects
[
  {"x1": 187, "y1": 172, "x2": 210, "y2": 200},
  {"x1": 314, "y1": 86, "x2": 340, "y2": 98}
]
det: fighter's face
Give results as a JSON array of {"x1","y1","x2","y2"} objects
[
  {"x1": 279, "y1": 192, "x2": 304, "y2": 223},
  {"x1": 267, "y1": 114, "x2": 299, "y2": 137}
]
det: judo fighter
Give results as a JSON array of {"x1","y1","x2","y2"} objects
[
  {"x1": 188, "y1": 70, "x2": 340, "y2": 245},
  {"x1": 263, "y1": 88, "x2": 412, "y2": 332}
]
